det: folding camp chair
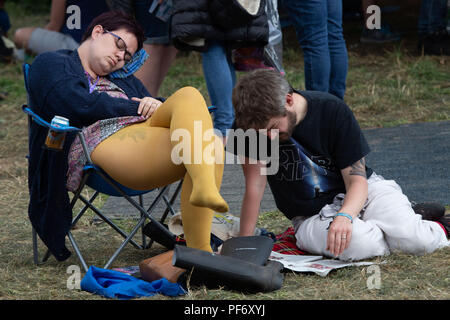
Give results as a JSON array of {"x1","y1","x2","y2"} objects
[{"x1": 22, "y1": 63, "x2": 183, "y2": 272}]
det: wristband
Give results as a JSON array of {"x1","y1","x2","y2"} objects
[{"x1": 336, "y1": 212, "x2": 353, "y2": 223}]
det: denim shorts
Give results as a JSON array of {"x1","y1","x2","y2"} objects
[{"x1": 134, "y1": 0, "x2": 172, "y2": 45}]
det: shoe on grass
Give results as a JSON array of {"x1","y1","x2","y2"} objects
[
  {"x1": 418, "y1": 28, "x2": 450, "y2": 55},
  {"x1": 435, "y1": 215, "x2": 450, "y2": 238},
  {"x1": 0, "y1": 36, "x2": 13, "y2": 63},
  {"x1": 412, "y1": 202, "x2": 445, "y2": 221},
  {"x1": 412, "y1": 202, "x2": 449, "y2": 238},
  {"x1": 142, "y1": 221, "x2": 176, "y2": 250}
]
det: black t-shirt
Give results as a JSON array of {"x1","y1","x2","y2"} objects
[{"x1": 227, "y1": 90, "x2": 373, "y2": 219}]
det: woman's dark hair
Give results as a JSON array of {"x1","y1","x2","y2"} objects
[{"x1": 81, "y1": 10, "x2": 145, "y2": 51}]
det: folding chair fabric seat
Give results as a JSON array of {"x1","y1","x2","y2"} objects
[{"x1": 84, "y1": 164, "x2": 153, "y2": 197}]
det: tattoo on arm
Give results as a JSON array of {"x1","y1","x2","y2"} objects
[{"x1": 349, "y1": 158, "x2": 366, "y2": 177}]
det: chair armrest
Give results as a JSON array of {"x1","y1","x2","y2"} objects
[{"x1": 22, "y1": 105, "x2": 81, "y2": 132}]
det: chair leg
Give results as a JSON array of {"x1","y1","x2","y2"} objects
[
  {"x1": 102, "y1": 185, "x2": 170, "y2": 268},
  {"x1": 67, "y1": 231, "x2": 89, "y2": 272},
  {"x1": 31, "y1": 171, "x2": 183, "y2": 270},
  {"x1": 68, "y1": 187, "x2": 164, "y2": 269},
  {"x1": 103, "y1": 184, "x2": 178, "y2": 268},
  {"x1": 32, "y1": 222, "x2": 87, "y2": 272},
  {"x1": 93, "y1": 170, "x2": 176, "y2": 247},
  {"x1": 32, "y1": 227, "x2": 52, "y2": 266},
  {"x1": 140, "y1": 194, "x2": 146, "y2": 249},
  {"x1": 71, "y1": 191, "x2": 99, "y2": 228},
  {"x1": 104, "y1": 215, "x2": 147, "y2": 269},
  {"x1": 78, "y1": 194, "x2": 142, "y2": 249}
]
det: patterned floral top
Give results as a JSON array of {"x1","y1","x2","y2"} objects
[{"x1": 66, "y1": 76, "x2": 145, "y2": 192}]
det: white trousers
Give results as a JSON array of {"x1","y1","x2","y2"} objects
[{"x1": 292, "y1": 173, "x2": 449, "y2": 261}]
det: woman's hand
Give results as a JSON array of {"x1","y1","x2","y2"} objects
[{"x1": 132, "y1": 97, "x2": 162, "y2": 119}]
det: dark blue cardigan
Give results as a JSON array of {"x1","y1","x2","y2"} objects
[{"x1": 27, "y1": 49, "x2": 152, "y2": 261}]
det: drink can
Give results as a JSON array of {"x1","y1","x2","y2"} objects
[{"x1": 45, "y1": 116, "x2": 69, "y2": 150}]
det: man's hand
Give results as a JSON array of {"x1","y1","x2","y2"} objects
[
  {"x1": 326, "y1": 216, "x2": 353, "y2": 257},
  {"x1": 132, "y1": 97, "x2": 162, "y2": 119},
  {"x1": 326, "y1": 157, "x2": 368, "y2": 257}
]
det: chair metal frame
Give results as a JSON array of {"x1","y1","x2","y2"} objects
[{"x1": 23, "y1": 63, "x2": 181, "y2": 272}]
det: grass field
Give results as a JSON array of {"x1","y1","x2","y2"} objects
[{"x1": 0, "y1": 2, "x2": 449, "y2": 301}]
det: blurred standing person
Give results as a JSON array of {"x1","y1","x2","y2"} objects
[
  {"x1": 201, "y1": 40, "x2": 237, "y2": 143},
  {"x1": 418, "y1": 0, "x2": 449, "y2": 55},
  {"x1": 0, "y1": 0, "x2": 13, "y2": 63},
  {"x1": 280, "y1": 0, "x2": 348, "y2": 100},
  {"x1": 133, "y1": 0, "x2": 178, "y2": 97},
  {"x1": 14, "y1": 0, "x2": 109, "y2": 55},
  {"x1": 171, "y1": 0, "x2": 269, "y2": 142},
  {"x1": 0, "y1": 0, "x2": 10, "y2": 37}
]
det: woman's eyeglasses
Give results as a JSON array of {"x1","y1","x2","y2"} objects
[{"x1": 103, "y1": 29, "x2": 133, "y2": 63}]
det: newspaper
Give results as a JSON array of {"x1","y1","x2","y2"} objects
[{"x1": 269, "y1": 251, "x2": 379, "y2": 277}]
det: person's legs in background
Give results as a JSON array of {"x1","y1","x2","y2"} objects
[
  {"x1": 135, "y1": 43, "x2": 177, "y2": 96},
  {"x1": 326, "y1": 0, "x2": 348, "y2": 100},
  {"x1": 13, "y1": 27, "x2": 35, "y2": 50},
  {"x1": 0, "y1": 1, "x2": 13, "y2": 63},
  {"x1": 16, "y1": 28, "x2": 79, "y2": 54},
  {"x1": 418, "y1": 0, "x2": 449, "y2": 55},
  {"x1": 202, "y1": 41, "x2": 236, "y2": 143},
  {"x1": 133, "y1": 0, "x2": 178, "y2": 96},
  {"x1": 0, "y1": 0, "x2": 11, "y2": 38},
  {"x1": 418, "y1": 0, "x2": 448, "y2": 35},
  {"x1": 281, "y1": 0, "x2": 331, "y2": 95}
]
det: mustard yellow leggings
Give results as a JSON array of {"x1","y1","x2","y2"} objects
[{"x1": 91, "y1": 87, "x2": 229, "y2": 252}]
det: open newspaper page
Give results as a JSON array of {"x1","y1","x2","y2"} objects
[{"x1": 269, "y1": 251, "x2": 378, "y2": 277}]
